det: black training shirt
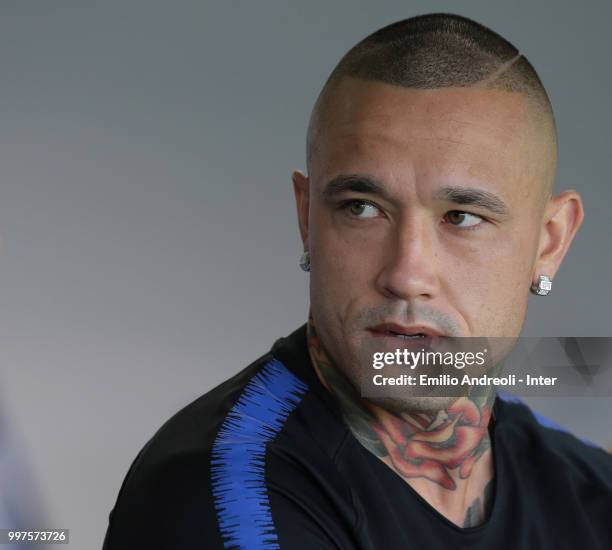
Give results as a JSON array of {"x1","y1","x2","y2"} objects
[{"x1": 103, "y1": 323, "x2": 612, "y2": 549}]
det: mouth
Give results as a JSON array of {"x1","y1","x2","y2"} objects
[
  {"x1": 367, "y1": 323, "x2": 443, "y2": 339},
  {"x1": 365, "y1": 323, "x2": 445, "y2": 353},
  {"x1": 385, "y1": 332, "x2": 427, "y2": 339}
]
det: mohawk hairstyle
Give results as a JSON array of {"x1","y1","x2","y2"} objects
[{"x1": 307, "y1": 13, "x2": 557, "y2": 178}]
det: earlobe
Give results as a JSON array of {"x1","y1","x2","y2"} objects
[
  {"x1": 532, "y1": 190, "x2": 584, "y2": 285},
  {"x1": 292, "y1": 170, "x2": 310, "y2": 247}
]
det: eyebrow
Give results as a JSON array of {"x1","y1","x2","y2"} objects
[
  {"x1": 434, "y1": 186, "x2": 509, "y2": 216},
  {"x1": 321, "y1": 175, "x2": 394, "y2": 202}
]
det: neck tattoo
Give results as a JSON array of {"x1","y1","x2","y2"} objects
[{"x1": 306, "y1": 313, "x2": 497, "y2": 527}]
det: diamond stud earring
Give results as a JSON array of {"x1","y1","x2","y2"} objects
[
  {"x1": 299, "y1": 250, "x2": 311, "y2": 272},
  {"x1": 531, "y1": 274, "x2": 552, "y2": 296}
]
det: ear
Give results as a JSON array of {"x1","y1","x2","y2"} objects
[
  {"x1": 292, "y1": 170, "x2": 310, "y2": 249},
  {"x1": 532, "y1": 190, "x2": 584, "y2": 283}
]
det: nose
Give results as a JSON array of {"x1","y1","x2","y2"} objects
[{"x1": 375, "y1": 214, "x2": 440, "y2": 301}]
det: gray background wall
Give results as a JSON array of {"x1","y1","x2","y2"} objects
[{"x1": 0, "y1": 2, "x2": 610, "y2": 549}]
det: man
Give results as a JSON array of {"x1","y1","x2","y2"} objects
[{"x1": 103, "y1": 13, "x2": 612, "y2": 549}]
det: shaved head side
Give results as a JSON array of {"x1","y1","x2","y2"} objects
[{"x1": 307, "y1": 13, "x2": 558, "y2": 196}]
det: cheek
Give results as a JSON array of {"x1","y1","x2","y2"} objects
[
  {"x1": 444, "y1": 227, "x2": 535, "y2": 334},
  {"x1": 309, "y1": 212, "x2": 386, "y2": 324},
  {"x1": 311, "y1": 208, "x2": 385, "y2": 276},
  {"x1": 311, "y1": 224, "x2": 381, "y2": 300}
]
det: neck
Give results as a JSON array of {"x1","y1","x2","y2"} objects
[{"x1": 306, "y1": 313, "x2": 496, "y2": 528}]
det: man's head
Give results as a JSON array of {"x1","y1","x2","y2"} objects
[{"x1": 293, "y1": 13, "x2": 583, "y2": 412}]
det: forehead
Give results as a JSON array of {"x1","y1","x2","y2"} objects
[{"x1": 311, "y1": 78, "x2": 540, "y2": 195}]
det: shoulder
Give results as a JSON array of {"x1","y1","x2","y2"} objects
[
  {"x1": 103, "y1": 343, "x2": 350, "y2": 549},
  {"x1": 102, "y1": 351, "x2": 277, "y2": 548},
  {"x1": 107, "y1": 349, "x2": 314, "y2": 500},
  {"x1": 139, "y1": 352, "x2": 310, "y2": 467},
  {"x1": 495, "y1": 392, "x2": 612, "y2": 486}
]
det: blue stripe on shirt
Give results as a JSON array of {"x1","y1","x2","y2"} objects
[{"x1": 210, "y1": 358, "x2": 308, "y2": 549}]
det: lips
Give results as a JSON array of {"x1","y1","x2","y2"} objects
[
  {"x1": 367, "y1": 322, "x2": 443, "y2": 339},
  {"x1": 366, "y1": 323, "x2": 444, "y2": 353}
]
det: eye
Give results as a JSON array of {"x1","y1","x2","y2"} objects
[
  {"x1": 340, "y1": 199, "x2": 383, "y2": 219},
  {"x1": 444, "y1": 210, "x2": 484, "y2": 229}
]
